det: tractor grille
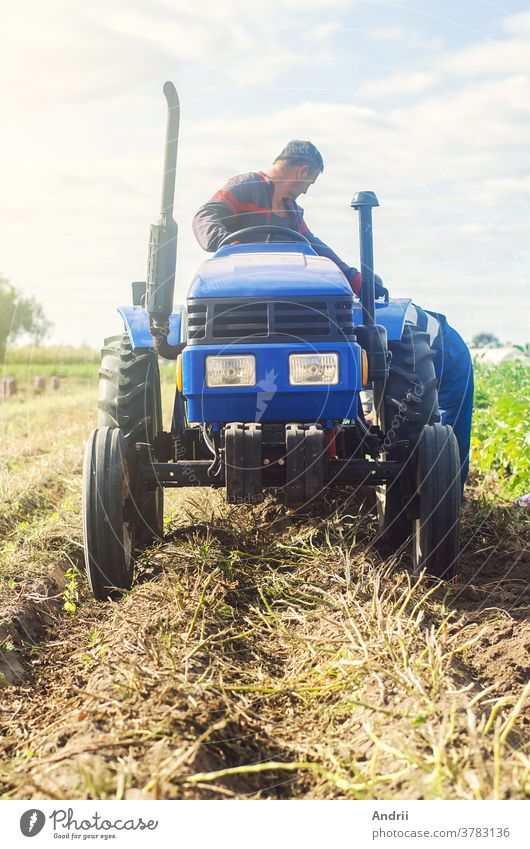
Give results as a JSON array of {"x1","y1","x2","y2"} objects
[
  {"x1": 187, "y1": 303, "x2": 207, "y2": 340},
  {"x1": 273, "y1": 301, "x2": 329, "y2": 337},
  {"x1": 212, "y1": 302, "x2": 268, "y2": 339},
  {"x1": 186, "y1": 298, "x2": 356, "y2": 343},
  {"x1": 334, "y1": 300, "x2": 356, "y2": 337}
]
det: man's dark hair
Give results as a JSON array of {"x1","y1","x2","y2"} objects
[{"x1": 274, "y1": 140, "x2": 324, "y2": 174}]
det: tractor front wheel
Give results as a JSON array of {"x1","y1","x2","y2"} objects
[
  {"x1": 82, "y1": 427, "x2": 135, "y2": 600},
  {"x1": 97, "y1": 334, "x2": 163, "y2": 543}
]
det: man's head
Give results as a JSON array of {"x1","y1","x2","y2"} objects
[{"x1": 268, "y1": 140, "x2": 324, "y2": 199}]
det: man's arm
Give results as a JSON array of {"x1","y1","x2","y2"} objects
[
  {"x1": 298, "y1": 217, "x2": 362, "y2": 296},
  {"x1": 298, "y1": 216, "x2": 388, "y2": 299},
  {"x1": 193, "y1": 191, "x2": 237, "y2": 252},
  {"x1": 193, "y1": 174, "x2": 258, "y2": 251}
]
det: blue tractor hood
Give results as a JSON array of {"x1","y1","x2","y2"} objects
[{"x1": 188, "y1": 243, "x2": 353, "y2": 299}]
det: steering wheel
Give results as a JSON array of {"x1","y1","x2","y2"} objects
[{"x1": 217, "y1": 225, "x2": 311, "y2": 249}]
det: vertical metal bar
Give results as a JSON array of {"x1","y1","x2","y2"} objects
[
  {"x1": 358, "y1": 205, "x2": 375, "y2": 326},
  {"x1": 146, "y1": 82, "x2": 179, "y2": 328},
  {"x1": 351, "y1": 191, "x2": 379, "y2": 328},
  {"x1": 160, "y1": 82, "x2": 179, "y2": 217}
]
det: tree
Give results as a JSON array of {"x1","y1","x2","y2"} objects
[
  {"x1": 471, "y1": 332, "x2": 501, "y2": 349},
  {"x1": 0, "y1": 274, "x2": 52, "y2": 359}
]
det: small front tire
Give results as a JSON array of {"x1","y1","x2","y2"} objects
[
  {"x1": 97, "y1": 334, "x2": 164, "y2": 544},
  {"x1": 82, "y1": 427, "x2": 135, "y2": 600}
]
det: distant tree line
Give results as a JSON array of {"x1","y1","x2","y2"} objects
[
  {"x1": 0, "y1": 274, "x2": 51, "y2": 359},
  {"x1": 471, "y1": 332, "x2": 502, "y2": 349}
]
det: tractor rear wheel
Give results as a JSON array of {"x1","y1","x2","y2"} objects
[
  {"x1": 98, "y1": 334, "x2": 163, "y2": 543},
  {"x1": 82, "y1": 427, "x2": 135, "y2": 600},
  {"x1": 377, "y1": 325, "x2": 439, "y2": 546},
  {"x1": 413, "y1": 423, "x2": 461, "y2": 579}
]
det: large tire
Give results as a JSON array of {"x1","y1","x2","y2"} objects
[
  {"x1": 377, "y1": 325, "x2": 439, "y2": 546},
  {"x1": 385, "y1": 325, "x2": 439, "y2": 443},
  {"x1": 413, "y1": 423, "x2": 461, "y2": 579},
  {"x1": 83, "y1": 427, "x2": 135, "y2": 600},
  {"x1": 97, "y1": 334, "x2": 163, "y2": 543}
]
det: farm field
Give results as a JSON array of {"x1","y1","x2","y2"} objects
[{"x1": 0, "y1": 358, "x2": 528, "y2": 800}]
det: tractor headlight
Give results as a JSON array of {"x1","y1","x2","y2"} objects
[
  {"x1": 289, "y1": 353, "x2": 339, "y2": 385},
  {"x1": 205, "y1": 355, "x2": 256, "y2": 387}
]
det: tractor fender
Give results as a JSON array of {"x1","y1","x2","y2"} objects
[
  {"x1": 353, "y1": 297, "x2": 412, "y2": 342},
  {"x1": 117, "y1": 305, "x2": 186, "y2": 350}
]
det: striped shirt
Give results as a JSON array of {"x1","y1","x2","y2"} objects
[{"x1": 193, "y1": 171, "x2": 361, "y2": 295}]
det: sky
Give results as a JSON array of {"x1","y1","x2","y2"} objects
[{"x1": 1, "y1": 0, "x2": 530, "y2": 347}]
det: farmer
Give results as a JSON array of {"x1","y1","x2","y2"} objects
[{"x1": 192, "y1": 141, "x2": 474, "y2": 490}]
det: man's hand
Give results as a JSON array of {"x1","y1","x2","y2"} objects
[{"x1": 350, "y1": 270, "x2": 389, "y2": 300}]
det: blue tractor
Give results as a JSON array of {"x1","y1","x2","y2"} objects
[{"x1": 82, "y1": 83, "x2": 461, "y2": 600}]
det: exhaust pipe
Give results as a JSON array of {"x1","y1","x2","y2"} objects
[
  {"x1": 146, "y1": 81, "x2": 183, "y2": 359},
  {"x1": 351, "y1": 191, "x2": 388, "y2": 383}
]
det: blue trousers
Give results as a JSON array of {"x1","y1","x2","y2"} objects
[{"x1": 426, "y1": 312, "x2": 474, "y2": 491}]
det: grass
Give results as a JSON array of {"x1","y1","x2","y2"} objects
[
  {"x1": 3, "y1": 345, "x2": 100, "y2": 381},
  {"x1": 2, "y1": 344, "x2": 177, "y2": 383},
  {"x1": 0, "y1": 359, "x2": 528, "y2": 800},
  {"x1": 2, "y1": 363, "x2": 97, "y2": 381},
  {"x1": 0, "y1": 493, "x2": 528, "y2": 799}
]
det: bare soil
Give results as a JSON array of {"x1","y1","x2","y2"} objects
[{"x1": 0, "y1": 386, "x2": 528, "y2": 800}]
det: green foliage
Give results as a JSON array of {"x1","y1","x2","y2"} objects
[
  {"x1": 0, "y1": 275, "x2": 52, "y2": 358},
  {"x1": 4, "y1": 344, "x2": 98, "y2": 365},
  {"x1": 159, "y1": 362, "x2": 178, "y2": 384},
  {"x1": 63, "y1": 565, "x2": 81, "y2": 613},
  {"x1": 4, "y1": 345, "x2": 174, "y2": 383},
  {"x1": 3, "y1": 345, "x2": 99, "y2": 381},
  {"x1": 3, "y1": 362, "x2": 95, "y2": 380},
  {"x1": 472, "y1": 360, "x2": 530, "y2": 495},
  {"x1": 514, "y1": 343, "x2": 530, "y2": 359}
]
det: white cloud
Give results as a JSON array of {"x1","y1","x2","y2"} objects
[
  {"x1": 1, "y1": 2, "x2": 529, "y2": 346},
  {"x1": 305, "y1": 22, "x2": 342, "y2": 42},
  {"x1": 370, "y1": 23, "x2": 445, "y2": 50},
  {"x1": 1, "y1": 0, "x2": 354, "y2": 116},
  {"x1": 500, "y1": 9, "x2": 530, "y2": 35},
  {"x1": 358, "y1": 7, "x2": 530, "y2": 101},
  {"x1": 440, "y1": 36, "x2": 530, "y2": 78},
  {"x1": 358, "y1": 70, "x2": 439, "y2": 97}
]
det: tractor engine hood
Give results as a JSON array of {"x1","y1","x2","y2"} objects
[{"x1": 188, "y1": 244, "x2": 354, "y2": 299}]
